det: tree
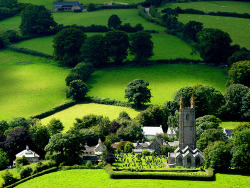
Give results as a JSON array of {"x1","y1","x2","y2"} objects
[
  {"x1": 105, "y1": 30, "x2": 129, "y2": 64},
  {"x1": 8, "y1": 117, "x2": 30, "y2": 130},
  {"x1": 117, "y1": 111, "x2": 131, "y2": 121},
  {"x1": 0, "y1": 148, "x2": 9, "y2": 170},
  {"x1": 0, "y1": 0, "x2": 17, "y2": 8},
  {"x1": 204, "y1": 141, "x2": 231, "y2": 171},
  {"x1": 81, "y1": 34, "x2": 108, "y2": 67},
  {"x1": 124, "y1": 79, "x2": 151, "y2": 108},
  {"x1": 0, "y1": 120, "x2": 8, "y2": 134},
  {"x1": 74, "y1": 114, "x2": 101, "y2": 130},
  {"x1": 231, "y1": 129, "x2": 250, "y2": 170},
  {"x1": 53, "y1": 27, "x2": 87, "y2": 67},
  {"x1": 136, "y1": 105, "x2": 168, "y2": 131},
  {"x1": 87, "y1": 3, "x2": 95, "y2": 12},
  {"x1": 163, "y1": 101, "x2": 179, "y2": 116},
  {"x1": 173, "y1": 86, "x2": 193, "y2": 107},
  {"x1": 19, "y1": 5, "x2": 56, "y2": 36},
  {"x1": 183, "y1": 21, "x2": 203, "y2": 42},
  {"x1": 130, "y1": 31, "x2": 153, "y2": 63},
  {"x1": 161, "y1": 8, "x2": 178, "y2": 30},
  {"x1": 4, "y1": 127, "x2": 34, "y2": 161},
  {"x1": 124, "y1": 142, "x2": 134, "y2": 153},
  {"x1": 66, "y1": 80, "x2": 88, "y2": 101},
  {"x1": 116, "y1": 121, "x2": 143, "y2": 142},
  {"x1": 226, "y1": 60, "x2": 250, "y2": 87},
  {"x1": 232, "y1": 122, "x2": 250, "y2": 137},
  {"x1": 219, "y1": 84, "x2": 249, "y2": 120},
  {"x1": 196, "y1": 115, "x2": 222, "y2": 140},
  {"x1": 228, "y1": 48, "x2": 250, "y2": 65},
  {"x1": 194, "y1": 28, "x2": 233, "y2": 64},
  {"x1": 47, "y1": 118, "x2": 64, "y2": 135},
  {"x1": 197, "y1": 129, "x2": 228, "y2": 151},
  {"x1": 107, "y1": 14, "x2": 122, "y2": 30},
  {"x1": 109, "y1": 121, "x2": 122, "y2": 133},
  {"x1": 241, "y1": 91, "x2": 250, "y2": 120}
]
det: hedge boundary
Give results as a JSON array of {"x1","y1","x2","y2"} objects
[
  {"x1": 105, "y1": 164, "x2": 215, "y2": 181},
  {"x1": 7, "y1": 45, "x2": 53, "y2": 59},
  {"x1": 87, "y1": 96, "x2": 132, "y2": 108},
  {"x1": 4, "y1": 167, "x2": 58, "y2": 188}
]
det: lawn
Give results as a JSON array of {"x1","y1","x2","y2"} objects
[
  {"x1": 160, "y1": 1, "x2": 250, "y2": 14},
  {"x1": 14, "y1": 33, "x2": 200, "y2": 60},
  {"x1": 86, "y1": 63, "x2": 227, "y2": 105},
  {"x1": 16, "y1": 169, "x2": 250, "y2": 188},
  {"x1": 41, "y1": 103, "x2": 140, "y2": 131},
  {"x1": 221, "y1": 121, "x2": 248, "y2": 129},
  {"x1": 178, "y1": 14, "x2": 250, "y2": 49},
  {"x1": 0, "y1": 50, "x2": 70, "y2": 121}
]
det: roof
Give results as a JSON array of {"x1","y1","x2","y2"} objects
[
  {"x1": 142, "y1": 126, "x2": 163, "y2": 136},
  {"x1": 16, "y1": 146, "x2": 39, "y2": 158},
  {"x1": 53, "y1": 1, "x2": 82, "y2": 8},
  {"x1": 168, "y1": 141, "x2": 179, "y2": 147},
  {"x1": 167, "y1": 127, "x2": 177, "y2": 135},
  {"x1": 224, "y1": 128, "x2": 233, "y2": 138}
]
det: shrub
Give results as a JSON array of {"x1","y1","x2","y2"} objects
[
  {"x1": 20, "y1": 167, "x2": 33, "y2": 179},
  {"x1": 86, "y1": 160, "x2": 93, "y2": 168},
  {"x1": 1, "y1": 170, "x2": 17, "y2": 186},
  {"x1": 142, "y1": 150, "x2": 150, "y2": 156},
  {"x1": 66, "y1": 80, "x2": 88, "y2": 101},
  {"x1": 15, "y1": 156, "x2": 28, "y2": 166}
]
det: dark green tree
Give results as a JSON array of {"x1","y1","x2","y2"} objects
[
  {"x1": 0, "y1": 148, "x2": 9, "y2": 170},
  {"x1": 66, "y1": 80, "x2": 88, "y2": 101},
  {"x1": 226, "y1": 60, "x2": 250, "y2": 87},
  {"x1": 232, "y1": 122, "x2": 250, "y2": 137},
  {"x1": 53, "y1": 27, "x2": 87, "y2": 67},
  {"x1": 173, "y1": 86, "x2": 193, "y2": 107},
  {"x1": 241, "y1": 91, "x2": 250, "y2": 120},
  {"x1": 74, "y1": 114, "x2": 101, "y2": 130},
  {"x1": 47, "y1": 118, "x2": 64, "y2": 136},
  {"x1": 107, "y1": 14, "x2": 122, "y2": 30},
  {"x1": 81, "y1": 34, "x2": 108, "y2": 67},
  {"x1": 196, "y1": 115, "x2": 222, "y2": 140},
  {"x1": 0, "y1": 0, "x2": 17, "y2": 8},
  {"x1": 130, "y1": 31, "x2": 153, "y2": 63},
  {"x1": 124, "y1": 79, "x2": 151, "y2": 108},
  {"x1": 161, "y1": 8, "x2": 178, "y2": 30},
  {"x1": 87, "y1": 3, "x2": 95, "y2": 12},
  {"x1": 105, "y1": 30, "x2": 129, "y2": 64},
  {"x1": 197, "y1": 129, "x2": 228, "y2": 151},
  {"x1": 204, "y1": 141, "x2": 231, "y2": 171},
  {"x1": 20, "y1": 5, "x2": 56, "y2": 36},
  {"x1": 8, "y1": 117, "x2": 30, "y2": 130},
  {"x1": 194, "y1": 28, "x2": 233, "y2": 64},
  {"x1": 183, "y1": 21, "x2": 203, "y2": 42},
  {"x1": 0, "y1": 120, "x2": 8, "y2": 134},
  {"x1": 228, "y1": 48, "x2": 250, "y2": 65}
]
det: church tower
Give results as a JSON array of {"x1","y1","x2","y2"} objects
[{"x1": 179, "y1": 95, "x2": 196, "y2": 150}]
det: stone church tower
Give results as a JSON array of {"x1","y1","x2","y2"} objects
[{"x1": 179, "y1": 95, "x2": 196, "y2": 150}]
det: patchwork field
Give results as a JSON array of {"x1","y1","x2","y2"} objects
[
  {"x1": 41, "y1": 103, "x2": 140, "y2": 131},
  {"x1": 0, "y1": 50, "x2": 70, "y2": 121},
  {"x1": 14, "y1": 33, "x2": 200, "y2": 60},
  {"x1": 160, "y1": 1, "x2": 250, "y2": 14},
  {"x1": 16, "y1": 169, "x2": 250, "y2": 188},
  {"x1": 178, "y1": 14, "x2": 250, "y2": 49},
  {"x1": 86, "y1": 64, "x2": 227, "y2": 105}
]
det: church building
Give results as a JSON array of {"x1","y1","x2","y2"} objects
[{"x1": 168, "y1": 96, "x2": 204, "y2": 167}]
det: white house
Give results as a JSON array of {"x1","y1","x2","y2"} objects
[
  {"x1": 142, "y1": 125, "x2": 164, "y2": 139},
  {"x1": 15, "y1": 145, "x2": 39, "y2": 163}
]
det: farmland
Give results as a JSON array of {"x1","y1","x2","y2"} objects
[
  {"x1": 0, "y1": 50, "x2": 70, "y2": 121},
  {"x1": 86, "y1": 64, "x2": 227, "y2": 105},
  {"x1": 16, "y1": 169, "x2": 250, "y2": 188},
  {"x1": 41, "y1": 103, "x2": 140, "y2": 131},
  {"x1": 159, "y1": 1, "x2": 250, "y2": 14}
]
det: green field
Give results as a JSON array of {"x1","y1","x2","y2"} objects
[
  {"x1": 0, "y1": 50, "x2": 70, "y2": 121},
  {"x1": 41, "y1": 103, "x2": 140, "y2": 131},
  {"x1": 178, "y1": 14, "x2": 250, "y2": 49},
  {"x1": 19, "y1": 0, "x2": 142, "y2": 9},
  {"x1": 14, "y1": 33, "x2": 200, "y2": 60},
  {"x1": 16, "y1": 169, "x2": 250, "y2": 188},
  {"x1": 221, "y1": 121, "x2": 249, "y2": 129},
  {"x1": 0, "y1": 16, "x2": 20, "y2": 32},
  {"x1": 86, "y1": 64, "x2": 227, "y2": 105},
  {"x1": 160, "y1": 1, "x2": 250, "y2": 14}
]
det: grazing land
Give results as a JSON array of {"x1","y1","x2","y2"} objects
[
  {"x1": 16, "y1": 169, "x2": 250, "y2": 188},
  {"x1": 178, "y1": 14, "x2": 250, "y2": 49},
  {"x1": 14, "y1": 33, "x2": 200, "y2": 60},
  {"x1": 86, "y1": 64, "x2": 227, "y2": 105},
  {"x1": 221, "y1": 121, "x2": 246, "y2": 129},
  {"x1": 0, "y1": 50, "x2": 70, "y2": 121},
  {"x1": 41, "y1": 103, "x2": 140, "y2": 131},
  {"x1": 160, "y1": 1, "x2": 250, "y2": 14},
  {"x1": 0, "y1": 16, "x2": 20, "y2": 32}
]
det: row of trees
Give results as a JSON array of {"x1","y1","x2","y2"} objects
[{"x1": 53, "y1": 28, "x2": 154, "y2": 67}]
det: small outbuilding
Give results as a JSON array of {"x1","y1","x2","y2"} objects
[{"x1": 15, "y1": 145, "x2": 39, "y2": 163}]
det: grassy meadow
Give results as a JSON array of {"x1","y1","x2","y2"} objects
[
  {"x1": 14, "y1": 33, "x2": 200, "y2": 60},
  {"x1": 221, "y1": 121, "x2": 248, "y2": 129},
  {"x1": 178, "y1": 14, "x2": 250, "y2": 49},
  {"x1": 16, "y1": 169, "x2": 250, "y2": 188},
  {"x1": 41, "y1": 103, "x2": 140, "y2": 131},
  {"x1": 0, "y1": 50, "x2": 70, "y2": 121},
  {"x1": 160, "y1": 1, "x2": 250, "y2": 14},
  {"x1": 86, "y1": 64, "x2": 227, "y2": 105}
]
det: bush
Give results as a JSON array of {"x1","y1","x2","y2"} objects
[
  {"x1": 86, "y1": 160, "x2": 93, "y2": 168},
  {"x1": 1, "y1": 170, "x2": 17, "y2": 186},
  {"x1": 66, "y1": 80, "x2": 88, "y2": 101},
  {"x1": 20, "y1": 167, "x2": 33, "y2": 179},
  {"x1": 142, "y1": 150, "x2": 150, "y2": 156},
  {"x1": 15, "y1": 156, "x2": 28, "y2": 166}
]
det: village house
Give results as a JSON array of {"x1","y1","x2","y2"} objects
[
  {"x1": 15, "y1": 145, "x2": 39, "y2": 164},
  {"x1": 53, "y1": 1, "x2": 82, "y2": 11},
  {"x1": 142, "y1": 125, "x2": 164, "y2": 139},
  {"x1": 83, "y1": 138, "x2": 106, "y2": 155}
]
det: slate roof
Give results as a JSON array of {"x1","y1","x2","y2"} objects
[
  {"x1": 53, "y1": 1, "x2": 82, "y2": 9},
  {"x1": 224, "y1": 128, "x2": 233, "y2": 138}
]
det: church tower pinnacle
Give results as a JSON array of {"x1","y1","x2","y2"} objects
[
  {"x1": 180, "y1": 96, "x2": 184, "y2": 109},
  {"x1": 190, "y1": 95, "x2": 195, "y2": 108}
]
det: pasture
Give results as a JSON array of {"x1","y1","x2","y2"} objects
[
  {"x1": 16, "y1": 169, "x2": 250, "y2": 188},
  {"x1": 160, "y1": 1, "x2": 250, "y2": 14},
  {"x1": 178, "y1": 14, "x2": 250, "y2": 49},
  {"x1": 14, "y1": 33, "x2": 200, "y2": 60},
  {"x1": 41, "y1": 103, "x2": 140, "y2": 131},
  {"x1": 221, "y1": 121, "x2": 248, "y2": 130},
  {"x1": 86, "y1": 63, "x2": 227, "y2": 105},
  {"x1": 0, "y1": 50, "x2": 70, "y2": 121}
]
